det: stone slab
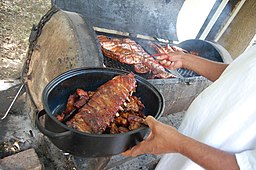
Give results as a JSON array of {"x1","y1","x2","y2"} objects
[{"x1": 0, "y1": 148, "x2": 43, "y2": 170}]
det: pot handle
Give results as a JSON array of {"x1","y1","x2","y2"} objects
[{"x1": 35, "y1": 109, "x2": 71, "y2": 138}]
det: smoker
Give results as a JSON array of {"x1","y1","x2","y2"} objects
[
  {"x1": 25, "y1": 1, "x2": 232, "y2": 118},
  {"x1": 24, "y1": 0, "x2": 232, "y2": 158}
]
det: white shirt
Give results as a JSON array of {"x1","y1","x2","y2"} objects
[{"x1": 156, "y1": 45, "x2": 256, "y2": 170}]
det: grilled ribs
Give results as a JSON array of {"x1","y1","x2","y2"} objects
[
  {"x1": 98, "y1": 35, "x2": 175, "y2": 79},
  {"x1": 66, "y1": 73, "x2": 137, "y2": 134}
]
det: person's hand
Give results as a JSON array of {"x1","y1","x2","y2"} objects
[
  {"x1": 155, "y1": 51, "x2": 184, "y2": 70},
  {"x1": 122, "y1": 116, "x2": 182, "y2": 157}
]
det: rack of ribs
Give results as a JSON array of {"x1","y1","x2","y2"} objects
[{"x1": 66, "y1": 73, "x2": 137, "y2": 134}]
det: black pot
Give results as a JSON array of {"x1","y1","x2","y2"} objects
[{"x1": 35, "y1": 67, "x2": 164, "y2": 157}]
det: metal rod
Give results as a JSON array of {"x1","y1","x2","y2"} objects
[
  {"x1": 1, "y1": 83, "x2": 25, "y2": 120},
  {"x1": 200, "y1": 0, "x2": 229, "y2": 40},
  {"x1": 166, "y1": 68, "x2": 184, "y2": 79}
]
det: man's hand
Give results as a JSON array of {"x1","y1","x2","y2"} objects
[
  {"x1": 155, "y1": 51, "x2": 185, "y2": 70},
  {"x1": 155, "y1": 51, "x2": 228, "y2": 82},
  {"x1": 122, "y1": 116, "x2": 239, "y2": 170},
  {"x1": 122, "y1": 116, "x2": 182, "y2": 157}
]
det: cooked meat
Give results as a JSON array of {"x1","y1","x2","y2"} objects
[
  {"x1": 98, "y1": 35, "x2": 176, "y2": 78},
  {"x1": 74, "y1": 89, "x2": 89, "y2": 108},
  {"x1": 56, "y1": 94, "x2": 77, "y2": 122},
  {"x1": 66, "y1": 73, "x2": 136, "y2": 134},
  {"x1": 124, "y1": 96, "x2": 144, "y2": 112}
]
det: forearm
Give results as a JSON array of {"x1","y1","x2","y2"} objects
[
  {"x1": 122, "y1": 116, "x2": 240, "y2": 169},
  {"x1": 182, "y1": 54, "x2": 228, "y2": 82},
  {"x1": 176, "y1": 133, "x2": 239, "y2": 170}
]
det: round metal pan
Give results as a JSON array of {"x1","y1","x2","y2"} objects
[{"x1": 35, "y1": 67, "x2": 164, "y2": 157}]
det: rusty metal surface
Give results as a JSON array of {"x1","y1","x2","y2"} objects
[
  {"x1": 52, "y1": 0, "x2": 184, "y2": 41},
  {"x1": 149, "y1": 77, "x2": 212, "y2": 115}
]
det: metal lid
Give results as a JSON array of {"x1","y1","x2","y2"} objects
[{"x1": 53, "y1": 0, "x2": 185, "y2": 41}]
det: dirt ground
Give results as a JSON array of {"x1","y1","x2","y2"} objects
[{"x1": 0, "y1": 0, "x2": 51, "y2": 79}]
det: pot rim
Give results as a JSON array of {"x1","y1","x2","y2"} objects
[{"x1": 42, "y1": 67, "x2": 165, "y2": 137}]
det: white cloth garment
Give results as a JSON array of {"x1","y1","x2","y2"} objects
[{"x1": 155, "y1": 45, "x2": 256, "y2": 170}]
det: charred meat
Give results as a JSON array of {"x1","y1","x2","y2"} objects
[
  {"x1": 98, "y1": 35, "x2": 175, "y2": 79},
  {"x1": 56, "y1": 73, "x2": 147, "y2": 134}
]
